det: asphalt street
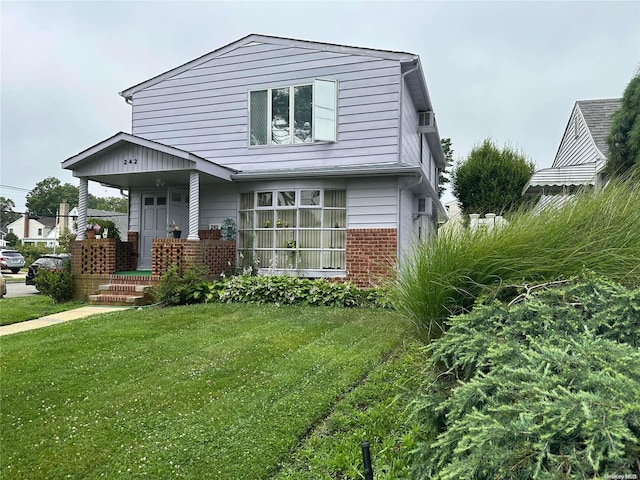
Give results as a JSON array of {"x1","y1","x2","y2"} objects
[{"x1": 1, "y1": 271, "x2": 39, "y2": 298}]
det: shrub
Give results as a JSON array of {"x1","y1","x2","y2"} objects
[
  {"x1": 395, "y1": 180, "x2": 640, "y2": 340},
  {"x1": 411, "y1": 276, "x2": 640, "y2": 479},
  {"x1": 169, "y1": 274, "x2": 391, "y2": 308},
  {"x1": 34, "y1": 265, "x2": 73, "y2": 303},
  {"x1": 150, "y1": 263, "x2": 209, "y2": 306}
]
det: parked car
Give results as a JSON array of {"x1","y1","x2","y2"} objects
[
  {"x1": 0, "y1": 272, "x2": 6, "y2": 297},
  {"x1": 0, "y1": 249, "x2": 25, "y2": 274},
  {"x1": 25, "y1": 254, "x2": 71, "y2": 286}
]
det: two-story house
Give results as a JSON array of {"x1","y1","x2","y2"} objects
[{"x1": 62, "y1": 34, "x2": 446, "y2": 287}]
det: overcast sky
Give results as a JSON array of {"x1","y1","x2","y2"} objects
[{"x1": 1, "y1": 0, "x2": 638, "y2": 212}]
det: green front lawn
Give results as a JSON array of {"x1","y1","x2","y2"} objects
[
  {"x1": 1, "y1": 304, "x2": 410, "y2": 479},
  {"x1": 0, "y1": 297, "x2": 86, "y2": 326}
]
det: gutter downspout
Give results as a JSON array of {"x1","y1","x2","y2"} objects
[{"x1": 397, "y1": 174, "x2": 423, "y2": 261}]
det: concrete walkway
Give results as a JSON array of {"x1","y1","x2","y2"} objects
[{"x1": 0, "y1": 306, "x2": 130, "y2": 336}]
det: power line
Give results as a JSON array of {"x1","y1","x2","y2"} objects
[{"x1": 0, "y1": 184, "x2": 31, "y2": 192}]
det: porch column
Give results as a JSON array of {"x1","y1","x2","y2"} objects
[
  {"x1": 187, "y1": 171, "x2": 200, "y2": 241},
  {"x1": 76, "y1": 177, "x2": 88, "y2": 240}
]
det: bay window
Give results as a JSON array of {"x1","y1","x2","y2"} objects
[
  {"x1": 249, "y1": 79, "x2": 337, "y2": 146},
  {"x1": 238, "y1": 189, "x2": 346, "y2": 273}
]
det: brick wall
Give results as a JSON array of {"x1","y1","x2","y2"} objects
[
  {"x1": 71, "y1": 239, "x2": 117, "y2": 275},
  {"x1": 346, "y1": 228, "x2": 397, "y2": 286},
  {"x1": 152, "y1": 238, "x2": 236, "y2": 277}
]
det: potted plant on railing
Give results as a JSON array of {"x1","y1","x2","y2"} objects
[
  {"x1": 169, "y1": 223, "x2": 182, "y2": 238},
  {"x1": 85, "y1": 223, "x2": 101, "y2": 239}
]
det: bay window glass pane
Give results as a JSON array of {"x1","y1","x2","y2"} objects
[
  {"x1": 254, "y1": 250, "x2": 275, "y2": 269},
  {"x1": 238, "y1": 231, "x2": 254, "y2": 249},
  {"x1": 257, "y1": 210, "x2": 274, "y2": 228},
  {"x1": 272, "y1": 88, "x2": 291, "y2": 145},
  {"x1": 299, "y1": 209, "x2": 321, "y2": 228},
  {"x1": 300, "y1": 190, "x2": 320, "y2": 206},
  {"x1": 276, "y1": 230, "x2": 296, "y2": 248},
  {"x1": 250, "y1": 90, "x2": 268, "y2": 145},
  {"x1": 275, "y1": 210, "x2": 296, "y2": 228},
  {"x1": 323, "y1": 251, "x2": 345, "y2": 269},
  {"x1": 299, "y1": 250, "x2": 321, "y2": 269},
  {"x1": 324, "y1": 190, "x2": 346, "y2": 207},
  {"x1": 324, "y1": 230, "x2": 345, "y2": 249},
  {"x1": 324, "y1": 210, "x2": 346, "y2": 229},
  {"x1": 299, "y1": 230, "x2": 321, "y2": 248},
  {"x1": 276, "y1": 250, "x2": 296, "y2": 270},
  {"x1": 239, "y1": 211, "x2": 254, "y2": 229},
  {"x1": 255, "y1": 230, "x2": 273, "y2": 249},
  {"x1": 277, "y1": 191, "x2": 296, "y2": 206},
  {"x1": 257, "y1": 192, "x2": 273, "y2": 207},
  {"x1": 294, "y1": 85, "x2": 313, "y2": 143},
  {"x1": 240, "y1": 193, "x2": 254, "y2": 210}
]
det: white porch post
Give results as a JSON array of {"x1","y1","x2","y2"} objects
[
  {"x1": 187, "y1": 171, "x2": 200, "y2": 240},
  {"x1": 77, "y1": 178, "x2": 88, "y2": 240}
]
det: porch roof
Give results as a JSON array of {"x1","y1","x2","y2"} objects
[{"x1": 61, "y1": 132, "x2": 236, "y2": 188}]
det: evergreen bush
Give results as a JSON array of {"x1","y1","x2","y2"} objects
[
  {"x1": 34, "y1": 265, "x2": 73, "y2": 303},
  {"x1": 411, "y1": 276, "x2": 640, "y2": 479}
]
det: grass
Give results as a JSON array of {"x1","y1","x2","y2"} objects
[
  {"x1": 395, "y1": 180, "x2": 640, "y2": 340},
  {"x1": 275, "y1": 338, "x2": 429, "y2": 479},
  {"x1": 0, "y1": 303, "x2": 410, "y2": 479},
  {"x1": 0, "y1": 296, "x2": 86, "y2": 326}
]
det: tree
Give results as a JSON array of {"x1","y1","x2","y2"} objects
[
  {"x1": 453, "y1": 139, "x2": 535, "y2": 216},
  {"x1": 606, "y1": 72, "x2": 640, "y2": 177},
  {"x1": 89, "y1": 196, "x2": 128, "y2": 213},
  {"x1": 4, "y1": 232, "x2": 19, "y2": 247},
  {"x1": 0, "y1": 197, "x2": 20, "y2": 226},
  {"x1": 25, "y1": 177, "x2": 79, "y2": 218},
  {"x1": 438, "y1": 138, "x2": 454, "y2": 198}
]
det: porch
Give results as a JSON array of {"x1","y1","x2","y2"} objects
[{"x1": 70, "y1": 231, "x2": 236, "y2": 304}]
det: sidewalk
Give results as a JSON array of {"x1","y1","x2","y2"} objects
[{"x1": 0, "y1": 306, "x2": 130, "y2": 336}]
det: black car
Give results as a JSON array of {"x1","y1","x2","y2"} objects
[{"x1": 25, "y1": 254, "x2": 71, "y2": 286}]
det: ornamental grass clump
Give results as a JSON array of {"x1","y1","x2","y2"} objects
[{"x1": 395, "y1": 179, "x2": 640, "y2": 339}]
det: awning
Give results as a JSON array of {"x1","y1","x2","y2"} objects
[{"x1": 522, "y1": 162, "x2": 601, "y2": 196}]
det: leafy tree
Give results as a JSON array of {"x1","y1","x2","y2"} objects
[
  {"x1": 606, "y1": 72, "x2": 640, "y2": 176},
  {"x1": 4, "y1": 232, "x2": 19, "y2": 247},
  {"x1": 438, "y1": 138, "x2": 454, "y2": 198},
  {"x1": 0, "y1": 197, "x2": 21, "y2": 226},
  {"x1": 453, "y1": 139, "x2": 535, "y2": 216},
  {"x1": 25, "y1": 177, "x2": 78, "y2": 217},
  {"x1": 89, "y1": 196, "x2": 127, "y2": 213}
]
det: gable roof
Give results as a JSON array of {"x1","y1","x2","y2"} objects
[
  {"x1": 576, "y1": 98, "x2": 621, "y2": 159},
  {"x1": 119, "y1": 34, "x2": 418, "y2": 99}
]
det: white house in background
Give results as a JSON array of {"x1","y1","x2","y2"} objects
[
  {"x1": 5, "y1": 214, "x2": 57, "y2": 246},
  {"x1": 61, "y1": 34, "x2": 447, "y2": 285},
  {"x1": 523, "y1": 98, "x2": 621, "y2": 207}
]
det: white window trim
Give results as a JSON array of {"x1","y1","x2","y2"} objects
[{"x1": 248, "y1": 79, "x2": 337, "y2": 147}]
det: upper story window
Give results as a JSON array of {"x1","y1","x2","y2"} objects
[
  {"x1": 37, "y1": 228, "x2": 43, "y2": 236},
  {"x1": 249, "y1": 79, "x2": 337, "y2": 146}
]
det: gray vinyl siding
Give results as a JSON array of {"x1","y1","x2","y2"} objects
[
  {"x1": 200, "y1": 183, "x2": 238, "y2": 229},
  {"x1": 552, "y1": 106, "x2": 602, "y2": 168},
  {"x1": 398, "y1": 188, "x2": 416, "y2": 260},
  {"x1": 400, "y1": 82, "x2": 420, "y2": 166},
  {"x1": 70, "y1": 143, "x2": 194, "y2": 177},
  {"x1": 129, "y1": 190, "x2": 141, "y2": 232},
  {"x1": 131, "y1": 42, "x2": 401, "y2": 172},
  {"x1": 347, "y1": 177, "x2": 398, "y2": 228}
]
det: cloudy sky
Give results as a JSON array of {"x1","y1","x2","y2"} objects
[{"x1": 1, "y1": 0, "x2": 638, "y2": 211}]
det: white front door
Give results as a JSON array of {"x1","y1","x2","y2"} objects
[{"x1": 140, "y1": 194, "x2": 168, "y2": 269}]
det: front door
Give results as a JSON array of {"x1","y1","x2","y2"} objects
[{"x1": 140, "y1": 194, "x2": 168, "y2": 269}]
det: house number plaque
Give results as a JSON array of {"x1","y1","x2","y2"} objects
[{"x1": 123, "y1": 159, "x2": 138, "y2": 165}]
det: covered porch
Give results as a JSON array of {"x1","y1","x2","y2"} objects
[{"x1": 62, "y1": 132, "x2": 238, "y2": 300}]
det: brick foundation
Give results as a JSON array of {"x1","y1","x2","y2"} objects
[{"x1": 346, "y1": 228, "x2": 397, "y2": 287}]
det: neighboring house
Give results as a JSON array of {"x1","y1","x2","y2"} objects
[
  {"x1": 62, "y1": 34, "x2": 446, "y2": 285},
  {"x1": 60, "y1": 207, "x2": 128, "y2": 241},
  {"x1": 523, "y1": 99, "x2": 621, "y2": 207},
  {"x1": 0, "y1": 228, "x2": 7, "y2": 247},
  {"x1": 5, "y1": 214, "x2": 57, "y2": 246}
]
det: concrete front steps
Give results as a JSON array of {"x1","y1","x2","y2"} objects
[{"x1": 88, "y1": 274, "x2": 157, "y2": 306}]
